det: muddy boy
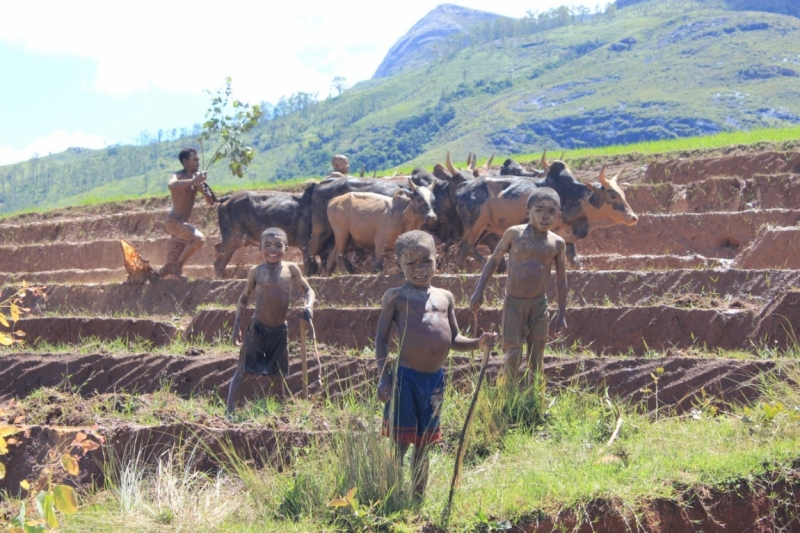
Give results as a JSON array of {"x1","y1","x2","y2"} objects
[
  {"x1": 226, "y1": 227, "x2": 315, "y2": 416},
  {"x1": 376, "y1": 230, "x2": 495, "y2": 502},
  {"x1": 470, "y1": 187, "x2": 567, "y2": 388}
]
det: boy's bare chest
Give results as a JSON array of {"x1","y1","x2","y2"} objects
[
  {"x1": 511, "y1": 234, "x2": 556, "y2": 260},
  {"x1": 254, "y1": 265, "x2": 292, "y2": 290},
  {"x1": 396, "y1": 293, "x2": 449, "y2": 321}
]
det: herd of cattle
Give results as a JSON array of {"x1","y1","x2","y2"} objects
[{"x1": 211, "y1": 152, "x2": 639, "y2": 276}]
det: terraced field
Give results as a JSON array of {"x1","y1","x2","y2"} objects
[{"x1": 2, "y1": 147, "x2": 800, "y2": 531}]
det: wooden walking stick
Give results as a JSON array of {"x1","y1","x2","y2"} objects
[
  {"x1": 300, "y1": 320, "x2": 309, "y2": 400},
  {"x1": 443, "y1": 323, "x2": 495, "y2": 523}
]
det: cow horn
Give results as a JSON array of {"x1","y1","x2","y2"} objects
[
  {"x1": 446, "y1": 150, "x2": 458, "y2": 175},
  {"x1": 408, "y1": 178, "x2": 417, "y2": 191},
  {"x1": 540, "y1": 150, "x2": 549, "y2": 170},
  {"x1": 468, "y1": 152, "x2": 477, "y2": 171},
  {"x1": 598, "y1": 164, "x2": 610, "y2": 188},
  {"x1": 484, "y1": 154, "x2": 494, "y2": 169},
  {"x1": 612, "y1": 166, "x2": 626, "y2": 183}
]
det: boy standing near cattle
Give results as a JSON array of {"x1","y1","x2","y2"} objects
[
  {"x1": 470, "y1": 187, "x2": 567, "y2": 390},
  {"x1": 226, "y1": 227, "x2": 315, "y2": 417},
  {"x1": 376, "y1": 230, "x2": 495, "y2": 502}
]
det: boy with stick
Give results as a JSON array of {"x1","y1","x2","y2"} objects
[
  {"x1": 470, "y1": 187, "x2": 567, "y2": 389},
  {"x1": 226, "y1": 228, "x2": 315, "y2": 416},
  {"x1": 376, "y1": 230, "x2": 495, "y2": 502}
]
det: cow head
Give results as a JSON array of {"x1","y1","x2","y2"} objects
[
  {"x1": 400, "y1": 179, "x2": 438, "y2": 227},
  {"x1": 501, "y1": 158, "x2": 544, "y2": 177},
  {"x1": 583, "y1": 165, "x2": 638, "y2": 226}
]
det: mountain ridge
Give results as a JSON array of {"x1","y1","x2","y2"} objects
[
  {"x1": 372, "y1": 3, "x2": 508, "y2": 79},
  {"x1": 2, "y1": 0, "x2": 800, "y2": 215}
]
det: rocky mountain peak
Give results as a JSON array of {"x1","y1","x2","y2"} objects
[{"x1": 372, "y1": 3, "x2": 507, "y2": 79}]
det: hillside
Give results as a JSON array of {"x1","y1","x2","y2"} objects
[{"x1": 2, "y1": 0, "x2": 800, "y2": 215}]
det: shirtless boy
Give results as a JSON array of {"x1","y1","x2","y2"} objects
[
  {"x1": 470, "y1": 187, "x2": 567, "y2": 388},
  {"x1": 158, "y1": 148, "x2": 214, "y2": 278},
  {"x1": 376, "y1": 230, "x2": 495, "y2": 502},
  {"x1": 226, "y1": 228, "x2": 315, "y2": 416}
]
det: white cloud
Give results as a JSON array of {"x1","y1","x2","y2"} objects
[
  {"x1": 0, "y1": 130, "x2": 114, "y2": 165},
  {"x1": 0, "y1": 0, "x2": 590, "y2": 104}
]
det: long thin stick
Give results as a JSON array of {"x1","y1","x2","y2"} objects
[
  {"x1": 443, "y1": 323, "x2": 494, "y2": 523},
  {"x1": 307, "y1": 317, "x2": 323, "y2": 388},
  {"x1": 300, "y1": 320, "x2": 309, "y2": 400}
]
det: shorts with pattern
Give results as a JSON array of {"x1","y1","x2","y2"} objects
[
  {"x1": 502, "y1": 295, "x2": 549, "y2": 349},
  {"x1": 382, "y1": 366, "x2": 445, "y2": 446},
  {"x1": 237, "y1": 320, "x2": 289, "y2": 376}
]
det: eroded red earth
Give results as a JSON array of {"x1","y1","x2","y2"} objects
[{"x1": 2, "y1": 147, "x2": 800, "y2": 530}]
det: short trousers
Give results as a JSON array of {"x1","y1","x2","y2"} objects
[
  {"x1": 382, "y1": 366, "x2": 445, "y2": 446},
  {"x1": 237, "y1": 320, "x2": 289, "y2": 377},
  {"x1": 502, "y1": 295, "x2": 549, "y2": 349},
  {"x1": 165, "y1": 217, "x2": 204, "y2": 244}
]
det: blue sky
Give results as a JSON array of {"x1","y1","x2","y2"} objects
[{"x1": 0, "y1": 0, "x2": 591, "y2": 165}]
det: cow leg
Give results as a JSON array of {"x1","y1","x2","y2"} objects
[
  {"x1": 213, "y1": 238, "x2": 244, "y2": 279},
  {"x1": 566, "y1": 242, "x2": 582, "y2": 269}
]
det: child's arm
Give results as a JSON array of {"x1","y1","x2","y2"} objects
[
  {"x1": 448, "y1": 292, "x2": 496, "y2": 352},
  {"x1": 554, "y1": 239, "x2": 568, "y2": 332},
  {"x1": 470, "y1": 229, "x2": 514, "y2": 314},
  {"x1": 232, "y1": 269, "x2": 257, "y2": 346},
  {"x1": 375, "y1": 290, "x2": 396, "y2": 403},
  {"x1": 289, "y1": 263, "x2": 316, "y2": 321}
]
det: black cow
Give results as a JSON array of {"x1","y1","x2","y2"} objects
[
  {"x1": 213, "y1": 180, "x2": 317, "y2": 277},
  {"x1": 500, "y1": 158, "x2": 544, "y2": 177},
  {"x1": 304, "y1": 165, "x2": 472, "y2": 275},
  {"x1": 454, "y1": 160, "x2": 638, "y2": 268}
]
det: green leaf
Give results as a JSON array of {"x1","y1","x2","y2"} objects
[
  {"x1": 53, "y1": 484, "x2": 78, "y2": 514},
  {"x1": 61, "y1": 454, "x2": 80, "y2": 476},
  {"x1": 0, "y1": 331, "x2": 13, "y2": 346},
  {"x1": 35, "y1": 490, "x2": 46, "y2": 517},
  {"x1": 43, "y1": 492, "x2": 59, "y2": 528}
]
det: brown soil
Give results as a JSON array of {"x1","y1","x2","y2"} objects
[
  {"x1": 185, "y1": 305, "x2": 765, "y2": 355},
  {"x1": 0, "y1": 422, "x2": 319, "y2": 494},
  {"x1": 736, "y1": 226, "x2": 800, "y2": 269},
  {"x1": 512, "y1": 477, "x2": 800, "y2": 532},
  {"x1": 12, "y1": 317, "x2": 178, "y2": 347},
  {"x1": 581, "y1": 209, "x2": 800, "y2": 258},
  {"x1": 625, "y1": 173, "x2": 800, "y2": 214},
  {"x1": 643, "y1": 150, "x2": 800, "y2": 185},
  {"x1": 8, "y1": 269, "x2": 794, "y2": 317},
  {"x1": 0, "y1": 350, "x2": 776, "y2": 414}
]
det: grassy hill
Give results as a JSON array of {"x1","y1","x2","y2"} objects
[{"x1": 2, "y1": 0, "x2": 800, "y2": 216}]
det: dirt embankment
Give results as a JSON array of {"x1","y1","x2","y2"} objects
[
  {"x1": 737, "y1": 226, "x2": 800, "y2": 270},
  {"x1": 514, "y1": 477, "x2": 800, "y2": 533},
  {"x1": 186, "y1": 305, "x2": 766, "y2": 355},
  {"x1": 624, "y1": 173, "x2": 800, "y2": 214},
  {"x1": 6, "y1": 269, "x2": 798, "y2": 316},
  {"x1": 12, "y1": 317, "x2": 178, "y2": 347},
  {"x1": 643, "y1": 151, "x2": 800, "y2": 185},
  {"x1": 0, "y1": 351, "x2": 777, "y2": 414},
  {"x1": 0, "y1": 422, "x2": 319, "y2": 494},
  {"x1": 580, "y1": 209, "x2": 800, "y2": 258}
]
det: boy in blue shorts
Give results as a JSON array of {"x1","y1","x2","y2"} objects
[{"x1": 376, "y1": 230, "x2": 495, "y2": 502}]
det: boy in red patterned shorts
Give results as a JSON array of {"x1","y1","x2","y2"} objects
[{"x1": 376, "y1": 230, "x2": 495, "y2": 503}]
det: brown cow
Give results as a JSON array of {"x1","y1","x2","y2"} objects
[
  {"x1": 455, "y1": 160, "x2": 638, "y2": 268},
  {"x1": 327, "y1": 180, "x2": 437, "y2": 274}
]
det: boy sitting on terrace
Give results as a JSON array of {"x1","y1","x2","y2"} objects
[
  {"x1": 470, "y1": 187, "x2": 568, "y2": 390},
  {"x1": 376, "y1": 230, "x2": 495, "y2": 502},
  {"x1": 226, "y1": 227, "x2": 315, "y2": 417}
]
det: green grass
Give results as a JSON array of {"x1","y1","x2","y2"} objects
[
  {"x1": 3, "y1": 0, "x2": 800, "y2": 216},
  {"x1": 48, "y1": 366, "x2": 800, "y2": 532}
]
